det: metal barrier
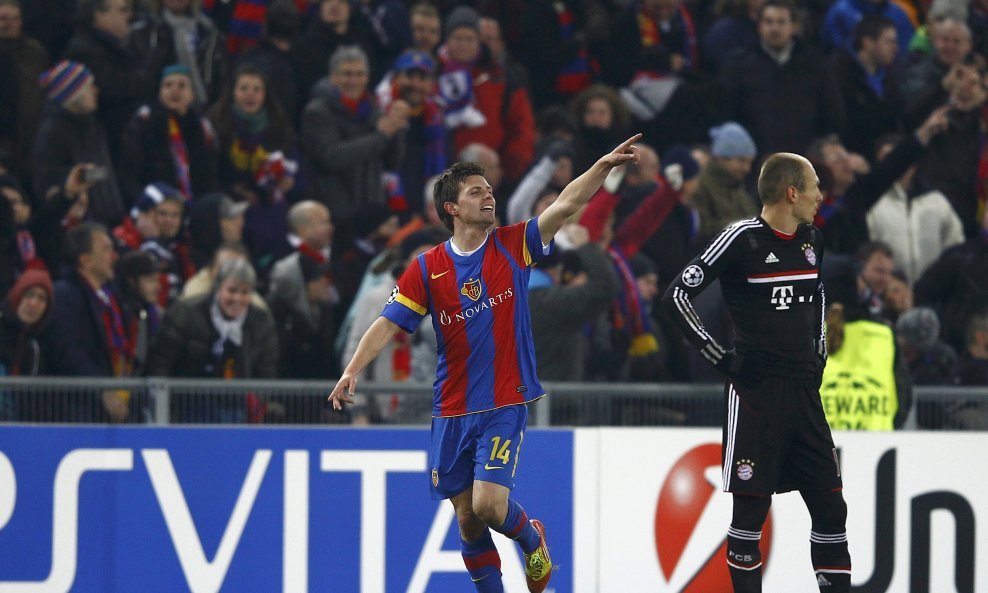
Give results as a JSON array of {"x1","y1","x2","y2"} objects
[{"x1": 0, "y1": 377, "x2": 986, "y2": 429}]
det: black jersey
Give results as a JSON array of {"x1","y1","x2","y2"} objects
[{"x1": 663, "y1": 217, "x2": 826, "y2": 378}]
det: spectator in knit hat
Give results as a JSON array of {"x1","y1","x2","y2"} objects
[
  {"x1": 0, "y1": 266, "x2": 53, "y2": 380},
  {"x1": 119, "y1": 64, "x2": 220, "y2": 203},
  {"x1": 692, "y1": 121, "x2": 759, "y2": 244},
  {"x1": 112, "y1": 182, "x2": 164, "y2": 251},
  {"x1": 32, "y1": 59, "x2": 127, "y2": 226},
  {"x1": 137, "y1": 182, "x2": 196, "y2": 307}
]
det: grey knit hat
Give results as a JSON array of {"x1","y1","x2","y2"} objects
[
  {"x1": 896, "y1": 307, "x2": 941, "y2": 349},
  {"x1": 445, "y1": 6, "x2": 480, "y2": 38}
]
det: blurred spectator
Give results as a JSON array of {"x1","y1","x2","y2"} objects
[
  {"x1": 335, "y1": 202, "x2": 398, "y2": 316},
  {"x1": 375, "y1": 49, "x2": 448, "y2": 216},
  {"x1": 181, "y1": 241, "x2": 267, "y2": 310},
  {"x1": 47, "y1": 222, "x2": 132, "y2": 421},
  {"x1": 119, "y1": 65, "x2": 220, "y2": 202},
  {"x1": 241, "y1": 151, "x2": 295, "y2": 277},
  {"x1": 702, "y1": 0, "x2": 763, "y2": 74},
  {"x1": 115, "y1": 250, "x2": 161, "y2": 374},
  {"x1": 65, "y1": 0, "x2": 163, "y2": 162},
  {"x1": 130, "y1": 0, "x2": 229, "y2": 107},
  {"x1": 692, "y1": 121, "x2": 758, "y2": 244},
  {"x1": 299, "y1": 45, "x2": 406, "y2": 222},
  {"x1": 0, "y1": 173, "x2": 72, "y2": 289},
  {"x1": 938, "y1": 311, "x2": 988, "y2": 429},
  {"x1": 147, "y1": 257, "x2": 278, "y2": 421},
  {"x1": 822, "y1": 0, "x2": 914, "y2": 59},
  {"x1": 900, "y1": 18, "x2": 972, "y2": 111},
  {"x1": 914, "y1": 208, "x2": 988, "y2": 352},
  {"x1": 831, "y1": 15, "x2": 905, "y2": 158},
  {"x1": 808, "y1": 104, "x2": 949, "y2": 254},
  {"x1": 341, "y1": 228, "x2": 447, "y2": 422},
  {"x1": 529, "y1": 225, "x2": 618, "y2": 383},
  {"x1": 507, "y1": 139, "x2": 575, "y2": 225},
  {"x1": 19, "y1": 0, "x2": 75, "y2": 59},
  {"x1": 33, "y1": 60, "x2": 127, "y2": 226},
  {"x1": 865, "y1": 132, "x2": 964, "y2": 283},
  {"x1": 188, "y1": 190, "x2": 246, "y2": 269},
  {"x1": 354, "y1": 0, "x2": 411, "y2": 82},
  {"x1": 408, "y1": 2, "x2": 441, "y2": 58},
  {"x1": 855, "y1": 240, "x2": 897, "y2": 317},
  {"x1": 207, "y1": 65, "x2": 295, "y2": 190},
  {"x1": 520, "y1": 0, "x2": 601, "y2": 109},
  {"x1": 137, "y1": 182, "x2": 195, "y2": 306},
  {"x1": 112, "y1": 182, "x2": 162, "y2": 251},
  {"x1": 569, "y1": 84, "x2": 631, "y2": 174},
  {"x1": 237, "y1": 0, "x2": 300, "y2": 129},
  {"x1": 719, "y1": 0, "x2": 845, "y2": 156},
  {"x1": 881, "y1": 268, "x2": 912, "y2": 323},
  {"x1": 438, "y1": 6, "x2": 536, "y2": 184},
  {"x1": 0, "y1": 0, "x2": 49, "y2": 181},
  {"x1": 0, "y1": 266, "x2": 53, "y2": 378},
  {"x1": 820, "y1": 255, "x2": 912, "y2": 430},
  {"x1": 289, "y1": 0, "x2": 380, "y2": 109},
  {"x1": 896, "y1": 305, "x2": 957, "y2": 384},
  {"x1": 597, "y1": 0, "x2": 700, "y2": 88}
]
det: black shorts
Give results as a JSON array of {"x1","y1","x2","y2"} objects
[{"x1": 722, "y1": 375, "x2": 843, "y2": 496}]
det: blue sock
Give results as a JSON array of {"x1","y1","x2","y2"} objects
[
  {"x1": 492, "y1": 499, "x2": 540, "y2": 554},
  {"x1": 461, "y1": 529, "x2": 503, "y2": 593}
]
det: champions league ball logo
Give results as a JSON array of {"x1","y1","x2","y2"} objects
[{"x1": 682, "y1": 265, "x2": 704, "y2": 288}]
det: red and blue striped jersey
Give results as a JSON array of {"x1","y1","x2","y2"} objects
[{"x1": 381, "y1": 218, "x2": 552, "y2": 417}]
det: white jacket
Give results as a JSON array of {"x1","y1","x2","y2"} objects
[{"x1": 866, "y1": 183, "x2": 965, "y2": 283}]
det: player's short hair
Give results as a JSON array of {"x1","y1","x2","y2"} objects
[
  {"x1": 757, "y1": 153, "x2": 806, "y2": 205},
  {"x1": 433, "y1": 161, "x2": 485, "y2": 232}
]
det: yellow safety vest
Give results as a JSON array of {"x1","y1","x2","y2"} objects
[{"x1": 820, "y1": 320, "x2": 898, "y2": 431}]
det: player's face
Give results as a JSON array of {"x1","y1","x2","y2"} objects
[
  {"x1": 453, "y1": 174, "x2": 495, "y2": 227},
  {"x1": 793, "y1": 164, "x2": 822, "y2": 224}
]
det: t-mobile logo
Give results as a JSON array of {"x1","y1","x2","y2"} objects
[{"x1": 771, "y1": 285, "x2": 794, "y2": 310}]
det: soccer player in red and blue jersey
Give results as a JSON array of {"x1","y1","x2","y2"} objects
[{"x1": 329, "y1": 134, "x2": 641, "y2": 593}]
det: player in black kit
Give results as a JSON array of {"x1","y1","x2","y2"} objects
[{"x1": 662, "y1": 153, "x2": 851, "y2": 593}]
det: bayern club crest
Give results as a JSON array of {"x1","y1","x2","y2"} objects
[
  {"x1": 460, "y1": 278, "x2": 482, "y2": 301},
  {"x1": 802, "y1": 243, "x2": 817, "y2": 266},
  {"x1": 682, "y1": 265, "x2": 704, "y2": 287},
  {"x1": 736, "y1": 459, "x2": 755, "y2": 481}
]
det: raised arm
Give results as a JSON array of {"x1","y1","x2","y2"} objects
[
  {"x1": 328, "y1": 316, "x2": 402, "y2": 409},
  {"x1": 537, "y1": 133, "x2": 641, "y2": 244}
]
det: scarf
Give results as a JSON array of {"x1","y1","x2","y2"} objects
[
  {"x1": 210, "y1": 296, "x2": 246, "y2": 356},
  {"x1": 230, "y1": 107, "x2": 270, "y2": 176},
  {"x1": 554, "y1": 3, "x2": 598, "y2": 95},
  {"x1": 437, "y1": 47, "x2": 486, "y2": 129},
  {"x1": 16, "y1": 229, "x2": 36, "y2": 264},
  {"x1": 636, "y1": 4, "x2": 698, "y2": 69},
  {"x1": 162, "y1": 9, "x2": 210, "y2": 105},
  {"x1": 338, "y1": 90, "x2": 374, "y2": 122},
  {"x1": 92, "y1": 284, "x2": 133, "y2": 376},
  {"x1": 167, "y1": 114, "x2": 193, "y2": 199}
]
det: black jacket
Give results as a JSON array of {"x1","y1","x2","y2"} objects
[
  {"x1": 46, "y1": 270, "x2": 118, "y2": 377},
  {"x1": 830, "y1": 48, "x2": 904, "y2": 158}
]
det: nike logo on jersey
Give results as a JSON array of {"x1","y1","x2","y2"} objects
[
  {"x1": 484, "y1": 464, "x2": 504, "y2": 470},
  {"x1": 431, "y1": 271, "x2": 449, "y2": 279},
  {"x1": 765, "y1": 252, "x2": 779, "y2": 263}
]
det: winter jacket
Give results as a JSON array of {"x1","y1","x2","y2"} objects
[{"x1": 692, "y1": 159, "x2": 759, "y2": 245}]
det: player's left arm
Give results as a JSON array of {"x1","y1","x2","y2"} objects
[
  {"x1": 537, "y1": 133, "x2": 641, "y2": 244},
  {"x1": 329, "y1": 316, "x2": 402, "y2": 409}
]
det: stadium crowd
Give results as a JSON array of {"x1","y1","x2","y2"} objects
[{"x1": 0, "y1": 0, "x2": 987, "y2": 427}]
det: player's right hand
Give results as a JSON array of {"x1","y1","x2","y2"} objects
[{"x1": 328, "y1": 373, "x2": 357, "y2": 410}]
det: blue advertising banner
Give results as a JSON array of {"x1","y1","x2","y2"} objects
[{"x1": 0, "y1": 427, "x2": 573, "y2": 593}]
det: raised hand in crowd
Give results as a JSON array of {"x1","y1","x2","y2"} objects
[{"x1": 376, "y1": 98, "x2": 411, "y2": 137}]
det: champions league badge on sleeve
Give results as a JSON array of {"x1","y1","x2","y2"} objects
[
  {"x1": 682, "y1": 265, "x2": 704, "y2": 287},
  {"x1": 802, "y1": 243, "x2": 817, "y2": 266},
  {"x1": 387, "y1": 285, "x2": 399, "y2": 304}
]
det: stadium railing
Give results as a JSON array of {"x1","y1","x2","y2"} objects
[{"x1": 1, "y1": 377, "x2": 985, "y2": 429}]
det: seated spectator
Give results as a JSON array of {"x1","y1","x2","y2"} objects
[
  {"x1": 146, "y1": 258, "x2": 278, "y2": 421},
  {"x1": 115, "y1": 250, "x2": 161, "y2": 375},
  {"x1": 896, "y1": 305, "x2": 957, "y2": 385},
  {"x1": 692, "y1": 121, "x2": 758, "y2": 244},
  {"x1": 0, "y1": 266, "x2": 53, "y2": 420},
  {"x1": 33, "y1": 60, "x2": 126, "y2": 225},
  {"x1": 188, "y1": 191, "x2": 247, "y2": 269},
  {"x1": 129, "y1": 0, "x2": 228, "y2": 107},
  {"x1": 47, "y1": 222, "x2": 132, "y2": 422},
  {"x1": 119, "y1": 65, "x2": 220, "y2": 202},
  {"x1": 207, "y1": 65, "x2": 295, "y2": 190},
  {"x1": 138, "y1": 183, "x2": 195, "y2": 306},
  {"x1": 112, "y1": 184, "x2": 162, "y2": 251}
]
